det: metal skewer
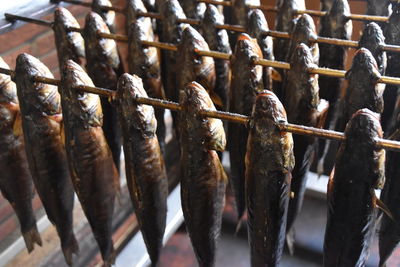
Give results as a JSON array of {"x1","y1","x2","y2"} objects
[{"x1": 0, "y1": 67, "x2": 398, "y2": 152}]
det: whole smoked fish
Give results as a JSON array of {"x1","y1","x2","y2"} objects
[
  {"x1": 201, "y1": 4, "x2": 232, "y2": 110},
  {"x1": 53, "y1": 7, "x2": 85, "y2": 68},
  {"x1": 92, "y1": 0, "x2": 116, "y2": 32},
  {"x1": 323, "y1": 109, "x2": 385, "y2": 267},
  {"x1": 358, "y1": 22, "x2": 387, "y2": 75},
  {"x1": 0, "y1": 57, "x2": 41, "y2": 253},
  {"x1": 180, "y1": 81, "x2": 227, "y2": 267},
  {"x1": 229, "y1": 34, "x2": 263, "y2": 221},
  {"x1": 127, "y1": 3, "x2": 166, "y2": 153},
  {"x1": 379, "y1": 115, "x2": 400, "y2": 266},
  {"x1": 15, "y1": 54, "x2": 77, "y2": 265},
  {"x1": 84, "y1": 12, "x2": 123, "y2": 171},
  {"x1": 247, "y1": 9, "x2": 274, "y2": 90},
  {"x1": 115, "y1": 74, "x2": 168, "y2": 267},
  {"x1": 283, "y1": 44, "x2": 328, "y2": 253},
  {"x1": 60, "y1": 60, "x2": 118, "y2": 266},
  {"x1": 339, "y1": 48, "x2": 384, "y2": 131},
  {"x1": 317, "y1": 0, "x2": 352, "y2": 173},
  {"x1": 246, "y1": 91, "x2": 295, "y2": 267}
]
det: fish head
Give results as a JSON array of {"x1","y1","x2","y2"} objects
[
  {"x1": 126, "y1": 0, "x2": 148, "y2": 26},
  {"x1": 247, "y1": 9, "x2": 269, "y2": 38},
  {"x1": 276, "y1": 0, "x2": 306, "y2": 32},
  {"x1": 53, "y1": 7, "x2": 85, "y2": 59},
  {"x1": 290, "y1": 43, "x2": 316, "y2": 74},
  {"x1": 385, "y1": 4, "x2": 400, "y2": 42},
  {"x1": 327, "y1": 0, "x2": 352, "y2": 37},
  {"x1": 0, "y1": 57, "x2": 17, "y2": 105},
  {"x1": 179, "y1": 0, "x2": 206, "y2": 19},
  {"x1": 180, "y1": 81, "x2": 226, "y2": 151},
  {"x1": 359, "y1": 22, "x2": 385, "y2": 52},
  {"x1": 92, "y1": 0, "x2": 116, "y2": 30},
  {"x1": 160, "y1": 0, "x2": 187, "y2": 43},
  {"x1": 61, "y1": 60, "x2": 103, "y2": 126},
  {"x1": 367, "y1": 0, "x2": 392, "y2": 16},
  {"x1": 203, "y1": 4, "x2": 224, "y2": 25},
  {"x1": 321, "y1": 0, "x2": 335, "y2": 11},
  {"x1": 346, "y1": 48, "x2": 381, "y2": 82},
  {"x1": 84, "y1": 12, "x2": 120, "y2": 69},
  {"x1": 116, "y1": 73, "x2": 157, "y2": 136},
  {"x1": 15, "y1": 53, "x2": 61, "y2": 116},
  {"x1": 289, "y1": 14, "x2": 318, "y2": 61},
  {"x1": 201, "y1": 5, "x2": 231, "y2": 54}
]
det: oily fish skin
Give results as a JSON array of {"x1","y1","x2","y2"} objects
[
  {"x1": 92, "y1": 0, "x2": 116, "y2": 32},
  {"x1": 60, "y1": 60, "x2": 118, "y2": 266},
  {"x1": 246, "y1": 90, "x2": 295, "y2": 267},
  {"x1": 0, "y1": 57, "x2": 42, "y2": 253},
  {"x1": 15, "y1": 53, "x2": 77, "y2": 265},
  {"x1": 115, "y1": 73, "x2": 168, "y2": 267},
  {"x1": 179, "y1": 81, "x2": 227, "y2": 267}
]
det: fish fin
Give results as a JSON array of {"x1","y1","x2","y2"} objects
[
  {"x1": 286, "y1": 227, "x2": 295, "y2": 255},
  {"x1": 316, "y1": 99, "x2": 329, "y2": 129},
  {"x1": 372, "y1": 190, "x2": 395, "y2": 221},
  {"x1": 208, "y1": 90, "x2": 224, "y2": 108},
  {"x1": 271, "y1": 68, "x2": 282, "y2": 82},
  {"x1": 61, "y1": 235, "x2": 79, "y2": 266},
  {"x1": 13, "y1": 112, "x2": 23, "y2": 137},
  {"x1": 22, "y1": 226, "x2": 42, "y2": 253}
]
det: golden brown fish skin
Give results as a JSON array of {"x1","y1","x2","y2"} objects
[
  {"x1": 229, "y1": 34, "x2": 263, "y2": 221},
  {"x1": 127, "y1": 5, "x2": 166, "y2": 154},
  {"x1": 177, "y1": 26, "x2": 216, "y2": 104},
  {"x1": 84, "y1": 12, "x2": 123, "y2": 171},
  {"x1": 53, "y1": 7, "x2": 85, "y2": 69},
  {"x1": 15, "y1": 54, "x2": 77, "y2": 265},
  {"x1": 323, "y1": 109, "x2": 385, "y2": 267},
  {"x1": 283, "y1": 44, "x2": 322, "y2": 251},
  {"x1": 247, "y1": 9, "x2": 274, "y2": 90},
  {"x1": 92, "y1": 0, "x2": 116, "y2": 33},
  {"x1": 0, "y1": 57, "x2": 41, "y2": 253},
  {"x1": 339, "y1": 48, "x2": 384, "y2": 131},
  {"x1": 180, "y1": 82, "x2": 227, "y2": 267},
  {"x1": 179, "y1": 0, "x2": 206, "y2": 19},
  {"x1": 116, "y1": 74, "x2": 168, "y2": 267},
  {"x1": 246, "y1": 91, "x2": 295, "y2": 267},
  {"x1": 201, "y1": 4, "x2": 232, "y2": 110},
  {"x1": 60, "y1": 60, "x2": 118, "y2": 266},
  {"x1": 358, "y1": 22, "x2": 387, "y2": 75}
]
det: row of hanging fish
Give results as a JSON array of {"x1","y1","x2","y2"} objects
[{"x1": 2, "y1": 0, "x2": 400, "y2": 266}]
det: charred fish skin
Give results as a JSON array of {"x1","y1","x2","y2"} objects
[
  {"x1": 340, "y1": 48, "x2": 384, "y2": 131},
  {"x1": 358, "y1": 22, "x2": 387, "y2": 75},
  {"x1": 116, "y1": 74, "x2": 168, "y2": 267},
  {"x1": 92, "y1": 0, "x2": 116, "y2": 33},
  {"x1": 60, "y1": 60, "x2": 118, "y2": 266},
  {"x1": 15, "y1": 54, "x2": 77, "y2": 265},
  {"x1": 177, "y1": 26, "x2": 216, "y2": 105},
  {"x1": 247, "y1": 9, "x2": 274, "y2": 90},
  {"x1": 229, "y1": 34, "x2": 264, "y2": 220},
  {"x1": 127, "y1": 4, "x2": 166, "y2": 154},
  {"x1": 53, "y1": 7, "x2": 85, "y2": 69},
  {"x1": 179, "y1": 0, "x2": 206, "y2": 20},
  {"x1": 180, "y1": 81, "x2": 227, "y2": 267},
  {"x1": 323, "y1": 109, "x2": 385, "y2": 267},
  {"x1": 246, "y1": 91, "x2": 295, "y2": 267},
  {"x1": 382, "y1": 4, "x2": 400, "y2": 134},
  {"x1": 379, "y1": 116, "x2": 400, "y2": 266},
  {"x1": 201, "y1": 4, "x2": 232, "y2": 110},
  {"x1": 0, "y1": 57, "x2": 41, "y2": 253},
  {"x1": 84, "y1": 12, "x2": 123, "y2": 172}
]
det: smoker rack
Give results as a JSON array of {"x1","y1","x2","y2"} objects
[{"x1": 0, "y1": 0, "x2": 398, "y2": 266}]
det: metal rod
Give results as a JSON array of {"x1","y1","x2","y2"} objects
[
  {"x1": 5, "y1": 13, "x2": 53, "y2": 27},
  {"x1": 0, "y1": 67, "x2": 399, "y2": 151},
  {"x1": 57, "y1": 0, "x2": 124, "y2": 13}
]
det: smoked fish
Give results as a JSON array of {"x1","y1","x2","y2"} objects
[
  {"x1": 320, "y1": 0, "x2": 335, "y2": 12},
  {"x1": 179, "y1": 0, "x2": 206, "y2": 19},
  {"x1": 84, "y1": 12, "x2": 123, "y2": 171},
  {"x1": 274, "y1": 0, "x2": 305, "y2": 99},
  {"x1": 366, "y1": 0, "x2": 392, "y2": 17},
  {"x1": 338, "y1": 48, "x2": 384, "y2": 131},
  {"x1": 127, "y1": 2, "x2": 166, "y2": 153},
  {"x1": 247, "y1": 9, "x2": 274, "y2": 90},
  {"x1": 323, "y1": 108, "x2": 385, "y2": 267},
  {"x1": 92, "y1": 0, "x2": 116, "y2": 33},
  {"x1": 379, "y1": 114, "x2": 400, "y2": 267},
  {"x1": 317, "y1": 0, "x2": 352, "y2": 173},
  {"x1": 0, "y1": 57, "x2": 41, "y2": 253},
  {"x1": 115, "y1": 74, "x2": 168, "y2": 267},
  {"x1": 180, "y1": 81, "x2": 227, "y2": 267},
  {"x1": 53, "y1": 7, "x2": 85, "y2": 69},
  {"x1": 382, "y1": 4, "x2": 400, "y2": 133},
  {"x1": 126, "y1": 0, "x2": 147, "y2": 31},
  {"x1": 230, "y1": 0, "x2": 260, "y2": 27},
  {"x1": 358, "y1": 22, "x2": 387, "y2": 75},
  {"x1": 229, "y1": 34, "x2": 263, "y2": 221},
  {"x1": 283, "y1": 44, "x2": 328, "y2": 253},
  {"x1": 246, "y1": 90, "x2": 295, "y2": 267},
  {"x1": 60, "y1": 60, "x2": 118, "y2": 266},
  {"x1": 177, "y1": 26, "x2": 216, "y2": 106},
  {"x1": 15, "y1": 53, "x2": 77, "y2": 265},
  {"x1": 201, "y1": 4, "x2": 232, "y2": 110}
]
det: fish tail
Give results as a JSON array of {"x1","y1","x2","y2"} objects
[
  {"x1": 22, "y1": 226, "x2": 42, "y2": 253},
  {"x1": 61, "y1": 233, "x2": 79, "y2": 266},
  {"x1": 285, "y1": 227, "x2": 295, "y2": 255}
]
